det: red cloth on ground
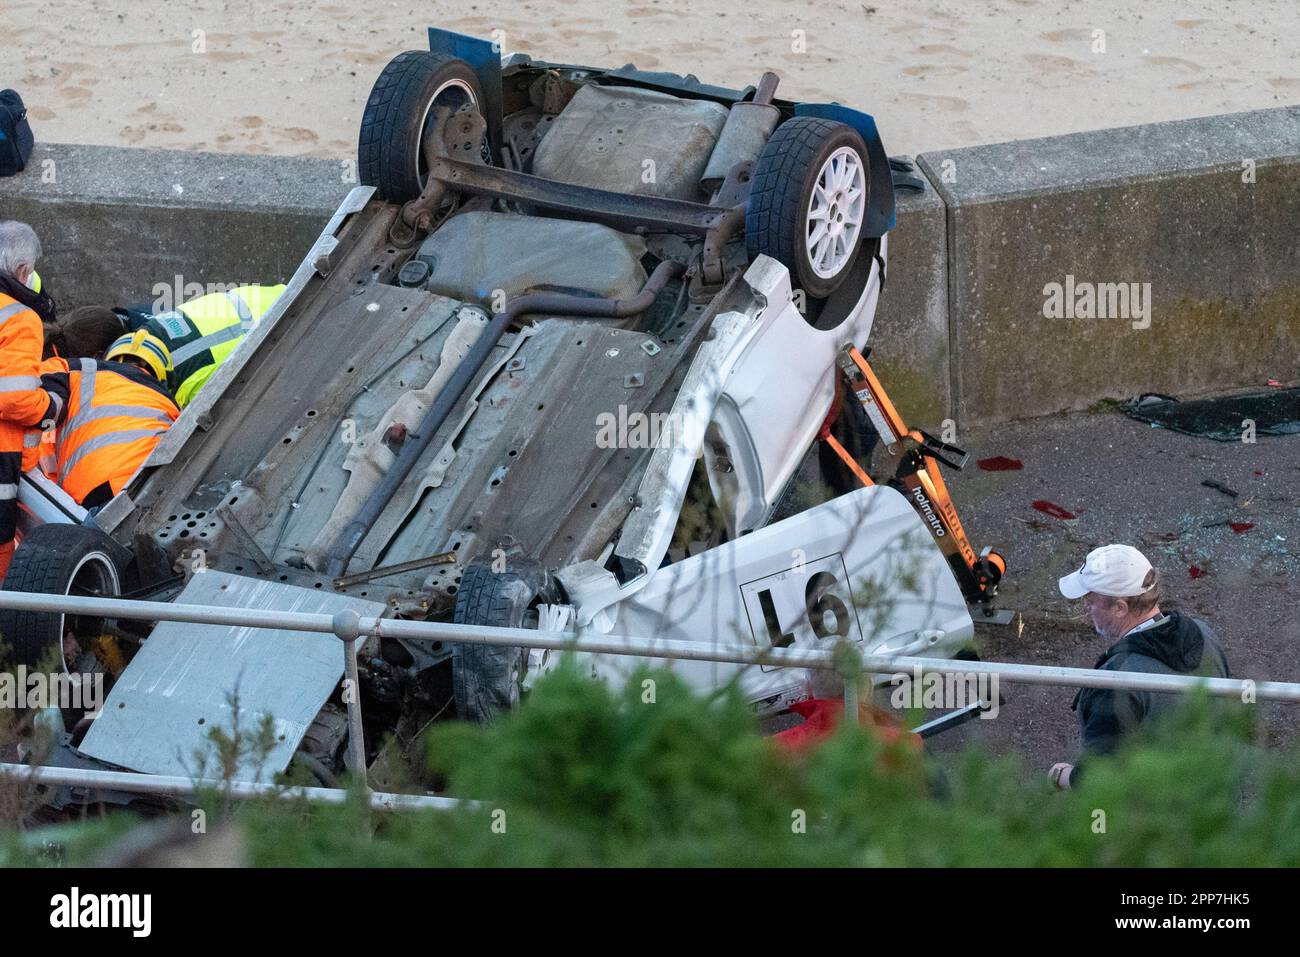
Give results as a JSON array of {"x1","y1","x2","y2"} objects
[{"x1": 773, "y1": 697, "x2": 921, "y2": 756}]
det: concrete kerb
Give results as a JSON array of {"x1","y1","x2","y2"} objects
[
  {"x1": 865, "y1": 155, "x2": 950, "y2": 429},
  {"x1": 4, "y1": 105, "x2": 1300, "y2": 427},
  {"x1": 2, "y1": 142, "x2": 352, "y2": 311},
  {"x1": 0, "y1": 138, "x2": 955, "y2": 426},
  {"x1": 919, "y1": 105, "x2": 1300, "y2": 427}
]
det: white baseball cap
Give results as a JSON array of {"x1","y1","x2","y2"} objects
[{"x1": 1058, "y1": 544, "x2": 1154, "y2": 600}]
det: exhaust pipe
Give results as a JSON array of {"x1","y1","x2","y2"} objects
[{"x1": 324, "y1": 259, "x2": 687, "y2": 578}]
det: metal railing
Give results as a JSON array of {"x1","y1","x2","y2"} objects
[
  {"x1": 1, "y1": 588, "x2": 1295, "y2": 810},
  {"x1": 0, "y1": 765, "x2": 466, "y2": 811}
]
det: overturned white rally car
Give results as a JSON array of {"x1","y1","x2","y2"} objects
[{"x1": 4, "y1": 28, "x2": 991, "y2": 790}]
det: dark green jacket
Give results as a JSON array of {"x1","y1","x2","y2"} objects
[{"x1": 1072, "y1": 612, "x2": 1230, "y2": 777}]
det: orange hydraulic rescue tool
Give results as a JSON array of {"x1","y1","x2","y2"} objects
[{"x1": 823, "y1": 345, "x2": 1009, "y2": 621}]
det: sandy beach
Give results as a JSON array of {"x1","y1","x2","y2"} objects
[{"x1": 5, "y1": 0, "x2": 1298, "y2": 159}]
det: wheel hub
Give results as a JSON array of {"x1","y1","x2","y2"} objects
[{"x1": 417, "y1": 79, "x2": 484, "y2": 187}]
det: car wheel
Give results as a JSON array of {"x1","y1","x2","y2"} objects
[
  {"x1": 358, "y1": 50, "x2": 487, "y2": 203},
  {"x1": 0, "y1": 523, "x2": 126, "y2": 730},
  {"x1": 451, "y1": 561, "x2": 554, "y2": 723},
  {"x1": 290, "y1": 702, "x2": 350, "y2": 786},
  {"x1": 746, "y1": 117, "x2": 871, "y2": 300}
]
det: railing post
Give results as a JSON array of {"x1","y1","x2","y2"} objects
[
  {"x1": 839, "y1": 644, "x2": 863, "y2": 726},
  {"x1": 843, "y1": 674, "x2": 861, "y2": 726},
  {"x1": 331, "y1": 609, "x2": 369, "y2": 791}
]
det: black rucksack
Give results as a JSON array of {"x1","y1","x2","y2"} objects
[{"x1": 0, "y1": 89, "x2": 35, "y2": 177}]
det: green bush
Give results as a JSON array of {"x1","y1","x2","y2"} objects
[{"x1": 4, "y1": 662, "x2": 1298, "y2": 867}]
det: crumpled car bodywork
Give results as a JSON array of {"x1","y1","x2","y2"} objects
[{"x1": 17, "y1": 30, "x2": 973, "y2": 784}]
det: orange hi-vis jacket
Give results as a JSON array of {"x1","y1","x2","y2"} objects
[
  {"x1": 39, "y1": 358, "x2": 179, "y2": 509},
  {"x1": 0, "y1": 292, "x2": 66, "y2": 574}
]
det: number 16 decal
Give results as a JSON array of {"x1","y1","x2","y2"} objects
[
  {"x1": 741, "y1": 554, "x2": 862, "y2": 669},
  {"x1": 755, "y1": 571, "x2": 850, "y2": 647}
]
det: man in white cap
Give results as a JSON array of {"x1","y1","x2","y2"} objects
[{"x1": 1048, "y1": 544, "x2": 1229, "y2": 789}]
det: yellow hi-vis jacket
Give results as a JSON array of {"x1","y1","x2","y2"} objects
[{"x1": 142, "y1": 284, "x2": 285, "y2": 407}]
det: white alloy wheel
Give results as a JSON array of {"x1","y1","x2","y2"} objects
[{"x1": 806, "y1": 146, "x2": 866, "y2": 280}]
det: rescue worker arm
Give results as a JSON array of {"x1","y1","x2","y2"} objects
[
  {"x1": 38, "y1": 369, "x2": 71, "y2": 428},
  {"x1": 0, "y1": 309, "x2": 65, "y2": 428},
  {"x1": 174, "y1": 363, "x2": 216, "y2": 408}
]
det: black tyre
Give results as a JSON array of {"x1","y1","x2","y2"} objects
[
  {"x1": 358, "y1": 51, "x2": 486, "y2": 203},
  {"x1": 1, "y1": 523, "x2": 125, "y2": 665},
  {"x1": 746, "y1": 117, "x2": 871, "y2": 300},
  {"x1": 291, "y1": 702, "x2": 349, "y2": 786},
  {"x1": 451, "y1": 561, "x2": 554, "y2": 723},
  {"x1": 0, "y1": 523, "x2": 126, "y2": 729}
]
